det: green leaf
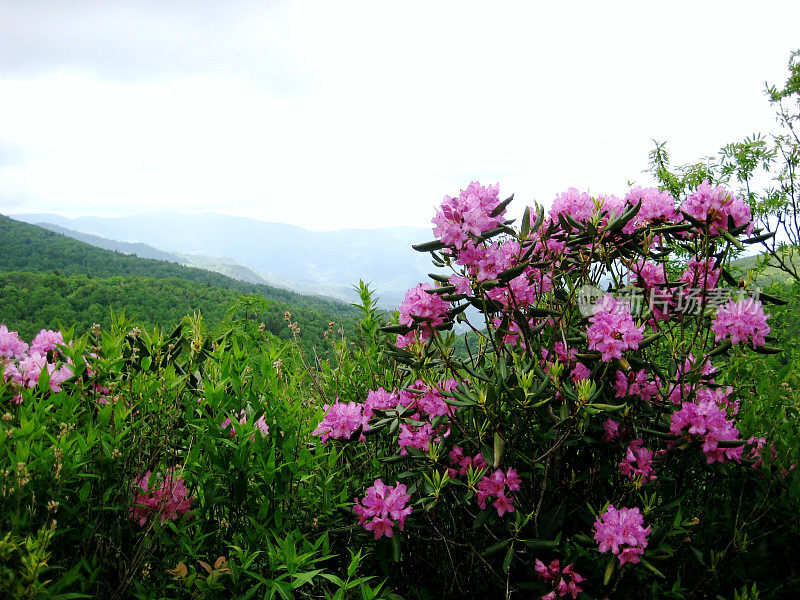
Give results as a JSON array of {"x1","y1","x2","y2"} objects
[
  {"x1": 603, "y1": 557, "x2": 616, "y2": 585},
  {"x1": 412, "y1": 240, "x2": 447, "y2": 252},
  {"x1": 502, "y1": 544, "x2": 514, "y2": 573},
  {"x1": 392, "y1": 535, "x2": 401, "y2": 563},
  {"x1": 482, "y1": 539, "x2": 510, "y2": 556},
  {"x1": 520, "y1": 206, "x2": 531, "y2": 237},
  {"x1": 639, "y1": 557, "x2": 666, "y2": 578},
  {"x1": 473, "y1": 509, "x2": 491, "y2": 530}
]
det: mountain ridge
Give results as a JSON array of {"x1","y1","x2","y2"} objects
[{"x1": 11, "y1": 211, "x2": 436, "y2": 308}]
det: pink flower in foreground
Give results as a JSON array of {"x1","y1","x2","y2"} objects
[
  {"x1": 680, "y1": 257, "x2": 720, "y2": 291},
  {"x1": 364, "y1": 387, "x2": 399, "y2": 414},
  {"x1": 432, "y1": 181, "x2": 505, "y2": 250},
  {"x1": 712, "y1": 298, "x2": 770, "y2": 348},
  {"x1": 30, "y1": 329, "x2": 66, "y2": 354},
  {"x1": 313, "y1": 401, "x2": 369, "y2": 443},
  {"x1": 679, "y1": 180, "x2": 753, "y2": 235},
  {"x1": 448, "y1": 446, "x2": 488, "y2": 478},
  {"x1": 614, "y1": 370, "x2": 660, "y2": 403},
  {"x1": 549, "y1": 188, "x2": 596, "y2": 223},
  {"x1": 535, "y1": 558, "x2": 585, "y2": 599},
  {"x1": 593, "y1": 504, "x2": 650, "y2": 565},
  {"x1": 353, "y1": 479, "x2": 412, "y2": 539},
  {"x1": 628, "y1": 259, "x2": 667, "y2": 289},
  {"x1": 129, "y1": 469, "x2": 193, "y2": 527},
  {"x1": 602, "y1": 418, "x2": 620, "y2": 442},
  {"x1": 398, "y1": 421, "x2": 439, "y2": 455},
  {"x1": 623, "y1": 187, "x2": 679, "y2": 232},
  {"x1": 0, "y1": 325, "x2": 28, "y2": 359},
  {"x1": 586, "y1": 296, "x2": 645, "y2": 362},
  {"x1": 476, "y1": 467, "x2": 520, "y2": 517},
  {"x1": 619, "y1": 438, "x2": 657, "y2": 482},
  {"x1": 670, "y1": 394, "x2": 743, "y2": 464},
  {"x1": 396, "y1": 284, "x2": 451, "y2": 347}
]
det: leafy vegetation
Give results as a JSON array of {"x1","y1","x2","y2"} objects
[{"x1": 3, "y1": 177, "x2": 800, "y2": 599}]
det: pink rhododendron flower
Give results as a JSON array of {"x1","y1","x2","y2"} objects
[
  {"x1": 353, "y1": 479, "x2": 412, "y2": 539},
  {"x1": 596, "y1": 194, "x2": 626, "y2": 224},
  {"x1": 680, "y1": 257, "x2": 720, "y2": 291},
  {"x1": 30, "y1": 329, "x2": 66, "y2": 354},
  {"x1": 670, "y1": 394, "x2": 743, "y2": 463},
  {"x1": 476, "y1": 467, "x2": 520, "y2": 517},
  {"x1": 0, "y1": 325, "x2": 28, "y2": 359},
  {"x1": 619, "y1": 438, "x2": 657, "y2": 482},
  {"x1": 396, "y1": 284, "x2": 451, "y2": 347},
  {"x1": 602, "y1": 418, "x2": 620, "y2": 442},
  {"x1": 432, "y1": 181, "x2": 505, "y2": 250},
  {"x1": 549, "y1": 188, "x2": 596, "y2": 223},
  {"x1": 628, "y1": 259, "x2": 667, "y2": 289},
  {"x1": 364, "y1": 387, "x2": 399, "y2": 414},
  {"x1": 535, "y1": 559, "x2": 584, "y2": 599},
  {"x1": 398, "y1": 421, "x2": 441, "y2": 455},
  {"x1": 712, "y1": 298, "x2": 770, "y2": 348},
  {"x1": 614, "y1": 370, "x2": 660, "y2": 403},
  {"x1": 623, "y1": 187, "x2": 679, "y2": 232},
  {"x1": 679, "y1": 180, "x2": 753, "y2": 235},
  {"x1": 594, "y1": 504, "x2": 650, "y2": 565},
  {"x1": 129, "y1": 469, "x2": 193, "y2": 526},
  {"x1": 313, "y1": 401, "x2": 369, "y2": 443},
  {"x1": 535, "y1": 558, "x2": 560, "y2": 583},
  {"x1": 448, "y1": 446, "x2": 488, "y2": 478},
  {"x1": 667, "y1": 354, "x2": 718, "y2": 404},
  {"x1": 586, "y1": 296, "x2": 645, "y2": 362},
  {"x1": 12, "y1": 351, "x2": 73, "y2": 392},
  {"x1": 570, "y1": 362, "x2": 591, "y2": 383}
]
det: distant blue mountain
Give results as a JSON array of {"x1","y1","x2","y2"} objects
[{"x1": 11, "y1": 212, "x2": 438, "y2": 308}]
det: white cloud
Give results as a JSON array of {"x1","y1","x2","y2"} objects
[{"x1": 0, "y1": 0, "x2": 798, "y2": 230}]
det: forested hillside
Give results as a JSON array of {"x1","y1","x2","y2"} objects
[{"x1": 0, "y1": 215, "x2": 360, "y2": 347}]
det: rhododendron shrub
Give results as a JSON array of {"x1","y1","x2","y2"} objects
[
  {"x1": 130, "y1": 469, "x2": 193, "y2": 526},
  {"x1": 310, "y1": 180, "x2": 799, "y2": 598}
]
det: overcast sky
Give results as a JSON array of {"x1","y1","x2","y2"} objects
[{"x1": 0, "y1": 1, "x2": 798, "y2": 231}]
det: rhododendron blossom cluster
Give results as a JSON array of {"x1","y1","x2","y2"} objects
[
  {"x1": 586, "y1": 296, "x2": 645, "y2": 362},
  {"x1": 353, "y1": 479, "x2": 412, "y2": 539},
  {"x1": 535, "y1": 558, "x2": 585, "y2": 599},
  {"x1": 594, "y1": 505, "x2": 651, "y2": 565},
  {"x1": 396, "y1": 283, "x2": 451, "y2": 348},
  {"x1": 670, "y1": 395, "x2": 743, "y2": 463},
  {"x1": 679, "y1": 180, "x2": 753, "y2": 235},
  {"x1": 712, "y1": 298, "x2": 771, "y2": 348},
  {"x1": 448, "y1": 446, "x2": 488, "y2": 478},
  {"x1": 130, "y1": 469, "x2": 193, "y2": 526},
  {"x1": 614, "y1": 370, "x2": 661, "y2": 403},
  {"x1": 314, "y1": 380, "x2": 458, "y2": 456},
  {"x1": 623, "y1": 186, "x2": 679, "y2": 231},
  {"x1": 304, "y1": 178, "x2": 781, "y2": 595},
  {"x1": 312, "y1": 401, "x2": 370, "y2": 443},
  {"x1": 1, "y1": 327, "x2": 75, "y2": 401},
  {"x1": 619, "y1": 438, "x2": 658, "y2": 482},
  {"x1": 432, "y1": 181, "x2": 506, "y2": 250},
  {"x1": 476, "y1": 467, "x2": 521, "y2": 517},
  {"x1": 0, "y1": 325, "x2": 29, "y2": 358}
]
